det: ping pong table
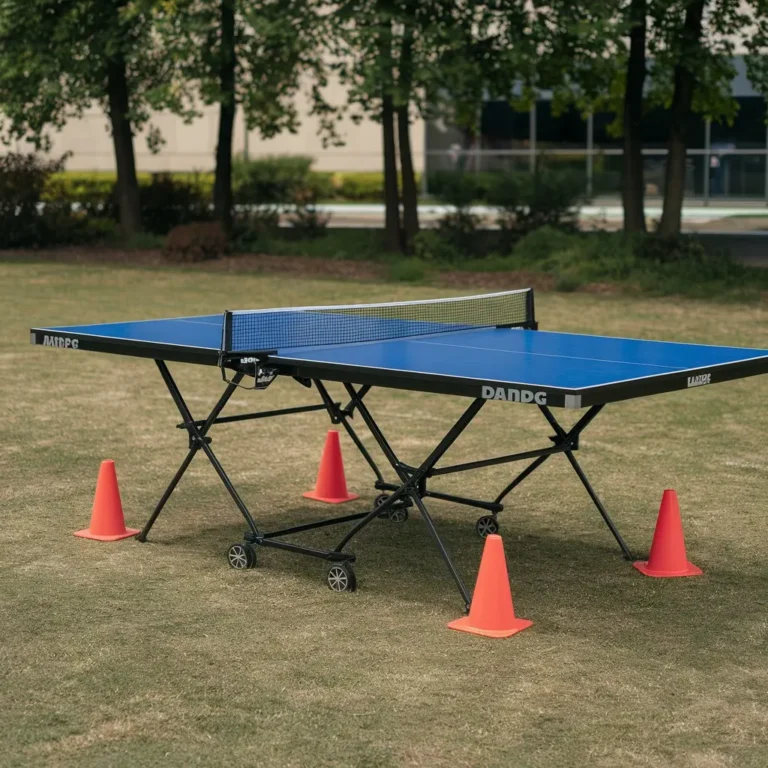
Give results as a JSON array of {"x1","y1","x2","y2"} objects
[{"x1": 30, "y1": 289, "x2": 768, "y2": 609}]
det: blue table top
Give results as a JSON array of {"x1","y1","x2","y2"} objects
[{"x1": 39, "y1": 315, "x2": 768, "y2": 392}]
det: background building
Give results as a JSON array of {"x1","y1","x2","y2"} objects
[{"x1": 4, "y1": 58, "x2": 766, "y2": 203}]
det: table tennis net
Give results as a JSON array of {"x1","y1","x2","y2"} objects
[{"x1": 225, "y1": 289, "x2": 532, "y2": 353}]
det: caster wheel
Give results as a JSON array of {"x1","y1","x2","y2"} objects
[
  {"x1": 388, "y1": 506, "x2": 409, "y2": 523},
  {"x1": 374, "y1": 493, "x2": 390, "y2": 517},
  {"x1": 327, "y1": 562, "x2": 357, "y2": 593},
  {"x1": 228, "y1": 542, "x2": 256, "y2": 570},
  {"x1": 475, "y1": 515, "x2": 500, "y2": 539}
]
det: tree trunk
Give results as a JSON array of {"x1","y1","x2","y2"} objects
[
  {"x1": 397, "y1": 106, "x2": 419, "y2": 250},
  {"x1": 382, "y1": 93, "x2": 401, "y2": 252},
  {"x1": 213, "y1": 0, "x2": 236, "y2": 236},
  {"x1": 106, "y1": 56, "x2": 141, "y2": 237},
  {"x1": 658, "y1": 0, "x2": 706, "y2": 237},
  {"x1": 396, "y1": 26, "x2": 418, "y2": 251},
  {"x1": 622, "y1": 0, "x2": 647, "y2": 234}
]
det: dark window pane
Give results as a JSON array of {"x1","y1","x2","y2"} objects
[
  {"x1": 640, "y1": 107, "x2": 706, "y2": 149},
  {"x1": 643, "y1": 155, "x2": 705, "y2": 197},
  {"x1": 536, "y1": 101, "x2": 587, "y2": 148},
  {"x1": 480, "y1": 101, "x2": 530, "y2": 149},
  {"x1": 711, "y1": 97, "x2": 766, "y2": 149},
  {"x1": 593, "y1": 111, "x2": 622, "y2": 149},
  {"x1": 709, "y1": 154, "x2": 765, "y2": 197}
]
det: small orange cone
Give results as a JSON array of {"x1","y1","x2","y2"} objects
[
  {"x1": 633, "y1": 489, "x2": 702, "y2": 577},
  {"x1": 303, "y1": 430, "x2": 359, "y2": 504},
  {"x1": 448, "y1": 534, "x2": 532, "y2": 638},
  {"x1": 74, "y1": 460, "x2": 139, "y2": 541}
]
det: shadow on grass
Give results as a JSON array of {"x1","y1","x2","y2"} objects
[{"x1": 138, "y1": 500, "x2": 768, "y2": 650}]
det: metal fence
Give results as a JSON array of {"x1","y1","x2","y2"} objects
[{"x1": 423, "y1": 148, "x2": 768, "y2": 204}]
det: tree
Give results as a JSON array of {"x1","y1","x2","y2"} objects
[
  {"x1": 0, "y1": 0, "x2": 190, "y2": 236},
  {"x1": 538, "y1": 0, "x2": 759, "y2": 237},
  {"x1": 328, "y1": 2, "x2": 402, "y2": 251},
  {"x1": 623, "y1": 0, "x2": 648, "y2": 233},
  {"x1": 329, "y1": 1, "x2": 510, "y2": 252},
  {"x1": 653, "y1": 0, "x2": 751, "y2": 235},
  {"x1": 654, "y1": 0, "x2": 708, "y2": 236},
  {"x1": 156, "y1": 0, "x2": 325, "y2": 234}
]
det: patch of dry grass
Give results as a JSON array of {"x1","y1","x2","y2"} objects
[{"x1": 2, "y1": 260, "x2": 768, "y2": 767}]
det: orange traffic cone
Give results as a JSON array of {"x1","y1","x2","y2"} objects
[
  {"x1": 303, "y1": 430, "x2": 359, "y2": 504},
  {"x1": 448, "y1": 534, "x2": 532, "y2": 638},
  {"x1": 74, "y1": 460, "x2": 140, "y2": 541},
  {"x1": 633, "y1": 489, "x2": 702, "y2": 577}
]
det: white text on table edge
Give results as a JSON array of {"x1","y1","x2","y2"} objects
[
  {"x1": 481, "y1": 385, "x2": 547, "y2": 405},
  {"x1": 42, "y1": 335, "x2": 79, "y2": 349},
  {"x1": 687, "y1": 373, "x2": 711, "y2": 388}
]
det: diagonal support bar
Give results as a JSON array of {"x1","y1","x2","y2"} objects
[
  {"x1": 315, "y1": 379, "x2": 386, "y2": 485},
  {"x1": 138, "y1": 361, "x2": 244, "y2": 541},
  {"x1": 538, "y1": 404, "x2": 632, "y2": 559},
  {"x1": 334, "y1": 383, "x2": 485, "y2": 609}
]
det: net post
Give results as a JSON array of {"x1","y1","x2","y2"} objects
[
  {"x1": 222, "y1": 310, "x2": 233, "y2": 354},
  {"x1": 525, "y1": 288, "x2": 538, "y2": 330}
]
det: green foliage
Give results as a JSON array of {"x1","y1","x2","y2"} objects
[
  {"x1": 388, "y1": 258, "x2": 427, "y2": 282},
  {"x1": 419, "y1": 169, "x2": 583, "y2": 260},
  {"x1": 233, "y1": 155, "x2": 314, "y2": 204},
  {"x1": 334, "y1": 172, "x2": 385, "y2": 201},
  {"x1": 307, "y1": 172, "x2": 336, "y2": 200},
  {"x1": 82, "y1": 217, "x2": 119, "y2": 242},
  {"x1": 44, "y1": 172, "x2": 214, "y2": 204},
  {"x1": 506, "y1": 227, "x2": 767, "y2": 298},
  {"x1": 231, "y1": 208, "x2": 282, "y2": 250},
  {"x1": 429, "y1": 173, "x2": 483, "y2": 256},
  {"x1": 286, "y1": 188, "x2": 331, "y2": 238},
  {"x1": 154, "y1": 0, "x2": 324, "y2": 141},
  {"x1": 138, "y1": 174, "x2": 212, "y2": 235},
  {"x1": 428, "y1": 171, "x2": 495, "y2": 201},
  {"x1": 412, "y1": 230, "x2": 463, "y2": 262},
  {"x1": 119, "y1": 231, "x2": 165, "y2": 250},
  {"x1": 0, "y1": 0, "x2": 192, "y2": 151},
  {"x1": 489, "y1": 169, "x2": 584, "y2": 245},
  {"x1": 0, "y1": 152, "x2": 92, "y2": 248},
  {"x1": 43, "y1": 173, "x2": 117, "y2": 218},
  {"x1": 43, "y1": 172, "x2": 215, "y2": 234}
]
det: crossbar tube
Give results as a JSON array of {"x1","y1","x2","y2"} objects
[
  {"x1": 430, "y1": 442, "x2": 570, "y2": 476},
  {"x1": 260, "y1": 510, "x2": 371, "y2": 539},
  {"x1": 177, "y1": 402, "x2": 336, "y2": 430}
]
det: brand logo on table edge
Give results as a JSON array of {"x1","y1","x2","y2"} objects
[
  {"x1": 481, "y1": 384, "x2": 547, "y2": 404},
  {"x1": 687, "y1": 373, "x2": 711, "y2": 388},
  {"x1": 42, "y1": 335, "x2": 79, "y2": 349}
]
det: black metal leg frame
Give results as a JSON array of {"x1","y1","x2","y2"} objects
[
  {"x1": 326, "y1": 384, "x2": 633, "y2": 561},
  {"x1": 138, "y1": 361, "x2": 631, "y2": 609}
]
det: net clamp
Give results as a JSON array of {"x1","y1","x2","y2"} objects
[{"x1": 219, "y1": 350, "x2": 279, "y2": 391}]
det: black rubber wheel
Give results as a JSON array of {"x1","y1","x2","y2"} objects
[
  {"x1": 374, "y1": 493, "x2": 391, "y2": 517},
  {"x1": 475, "y1": 515, "x2": 500, "y2": 539},
  {"x1": 327, "y1": 562, "x2": 357, "y2": 593},
  {"x1": 388, "y1": 507, "x2": 409, "y2": 523},
  {"x1": 228, "y1": 542, "x2": 256, "y2": 570}
]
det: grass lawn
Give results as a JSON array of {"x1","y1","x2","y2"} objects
[{"x1": 2, "y1": 259, "x2": 768, "y2": 767}]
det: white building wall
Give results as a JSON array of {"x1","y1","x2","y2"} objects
[{"x1": 2, "y1": 77, "x2": 426, "y2": 174}]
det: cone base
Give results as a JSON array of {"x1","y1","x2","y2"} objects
[
  {"x1": 74, "y1": 527, "x2": 140, "y2": 542},
  {"x1": 633, "y1": 560, "x2": 703, "y2": 578},
  {"x1": 447, "y1": 615, "x2": 533, "y2": 638},
  {"x1": 302, "y1": 490, "x2": 359, "y2": 504}
]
